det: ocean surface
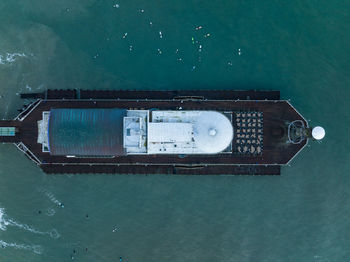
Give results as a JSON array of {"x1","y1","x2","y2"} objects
[{"x1": 0, "y1": 0, "x2": 349, "y2": 261}]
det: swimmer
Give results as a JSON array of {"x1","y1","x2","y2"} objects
[
  {"x1": 157, "y1": 48, "x2": 162, "y2": 54},
  {"x1": 139, "y1": 9, "x2": 145, "y2": 13},
  {"x1": 191, "y1": 66, "x2": 196, "y2": 71},
  {"x1": 204, "y1": 33, "x2": 210, "y2": 38},
  {"x1": 149, "y1": 21, "x2": 153, "y2": 26},
  {"x1": 198, "y1": 45, "x2": 202, "y2": 52},
  {"x1": 119, "y1": 257, "x2": 123, "y2": 261},
  {"x1": 122, "y1": 32, "x2": 128, "y2": 39},
  {"x1": 159, "y1": 31, "x2": 163, "y2": 39},
  {"x1": 195, "y1": 26, "x2": 202, "y2": 30},
  {"x1": 129, "y1": 45, "x2": 133, "y2": 51},
  {"x1": 191, "y1": 37, "x2": 195, "y2": 44},
  {"x1": 38, "y1": 210, "x2": 42, "y2": 214},
  {"x1": 113, "y1": 4, "x2": 120, "y2": 8},
  {"x1": 59, "y1": 203, "x2": 65, "y2": 208}
]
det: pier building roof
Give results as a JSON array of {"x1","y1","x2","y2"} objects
[
  {"x1": 48, "y1": 108, "x2": 126, "y2": 156},
  {"x1": 146, "y1": 111, "x2": 233, "y2": 154}
]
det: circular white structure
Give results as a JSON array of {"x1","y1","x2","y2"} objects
[
  {"x1": 193, "y1": 111, "x2": 234, "y2": 153},
  {"x1": 312, "y1": 126, "x2": 325, "y2": 140},
  {"x1": 209, "y1": 128, "x2": 217, "y2": 136}
]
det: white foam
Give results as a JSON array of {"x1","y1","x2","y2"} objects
[
  {"x1": 0, "y1": 207, "x2": 7, "y2": 230},
  {"x1": 0, "y1": 240, "x2": 43, "y2": 254},
  {"x1": 0, "y1": 52, "x2": 26, "y2": 65},
  {"x1": 7, "y1": 218, "x2": 47, "y2": 235},
  {"x1": 7, "y1": 219, "x2": 59, "y2": 239},
  {"x1": 0, "y1": 206, "x2": 59, "y2": 238}
]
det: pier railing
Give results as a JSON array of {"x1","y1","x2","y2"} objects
[
  {"x1": 15, "y1": 142, "x2": 42, "y2": 165},
  {"x1": 14, "y1": 99, "x2": 42, "y2": 121}
]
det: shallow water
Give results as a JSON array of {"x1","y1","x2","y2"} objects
[{"x1": 0, "y1": 0, "x2": 349, "y2": 261}]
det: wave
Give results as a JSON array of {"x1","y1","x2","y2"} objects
[
  {"x1": 0, "y1": 206, "x2": 60, "y2": 239},
  {"x1": 0, "y1": 240, "x2": 43, "y2": 254},
  {"x1": 6, "y1": 218, "x2": 46, "y2": 235},
  {"x1": 0, "y1": 52, "x2": 26, "y2": 64},
  {"x1": 0, "y1": 207, "x2": 7, "y2": 231}
]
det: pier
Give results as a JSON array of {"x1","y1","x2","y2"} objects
[{"x1": 1, "y1": 89, "x2": 308, "y2": 175}]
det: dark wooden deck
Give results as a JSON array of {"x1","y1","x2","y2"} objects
[
  {"x1": 1, "y1": 90, "x2": 308, "y2": 175},
  {"x1": 41, "y1": 164, "x2": 281, "y2": 175},
  {"x1": 21, "y1": 89, "x2": 281, "y2": 100}
]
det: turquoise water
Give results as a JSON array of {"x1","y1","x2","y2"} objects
[{"x1": 1, "y1": 0, "x2": 350, "y2": 261}]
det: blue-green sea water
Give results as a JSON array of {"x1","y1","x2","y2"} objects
[{"x1": 0, "y1": 0, "x2": 349, "y2": 261}]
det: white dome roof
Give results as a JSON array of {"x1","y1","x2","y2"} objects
[
  {"x1": 193, "y1": 111, "x2": 233, "y2": 153},
  {"x1": 312, "y1": 126, "x2": 325, "y2": 140}
]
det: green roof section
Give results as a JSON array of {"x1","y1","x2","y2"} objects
[{"x1": 48, "y1": 108, "x2": 126, "y2": 156}]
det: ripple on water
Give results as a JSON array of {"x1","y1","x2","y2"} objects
[
  {"x1": 0, "y1": 240, "x2": 43, "y2": 255},
  {"x1": 32, "y1": 245, "x2": 44, "y2": 254},
  {"x1": 46, "y1": 208, "x2": 56, "y2": 216},
  {"x1": 0, "y1": 207, "x2": 7, "y2": 231},
  {"x1": 1, "y1": 205, "x2": 59, "y2": 239},
  {"x1": 49, "y1": 229, "x2": 60, "y2": 239}
]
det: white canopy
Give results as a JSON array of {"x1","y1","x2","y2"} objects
[{"x1": 193, "y1": 111, "x2": 233, "y2": 153}]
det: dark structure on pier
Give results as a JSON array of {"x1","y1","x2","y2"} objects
[{"x1": 0, "y1": 89, "x2": 311, "y2": 175}]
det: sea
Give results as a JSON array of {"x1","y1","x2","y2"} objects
[{"x1": 0, "y1": 0, "x2": 349, "y2": 261}]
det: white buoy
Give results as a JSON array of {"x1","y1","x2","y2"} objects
[{"x1": 312, "y1": 126, "x2": 325, "y2": 140}]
